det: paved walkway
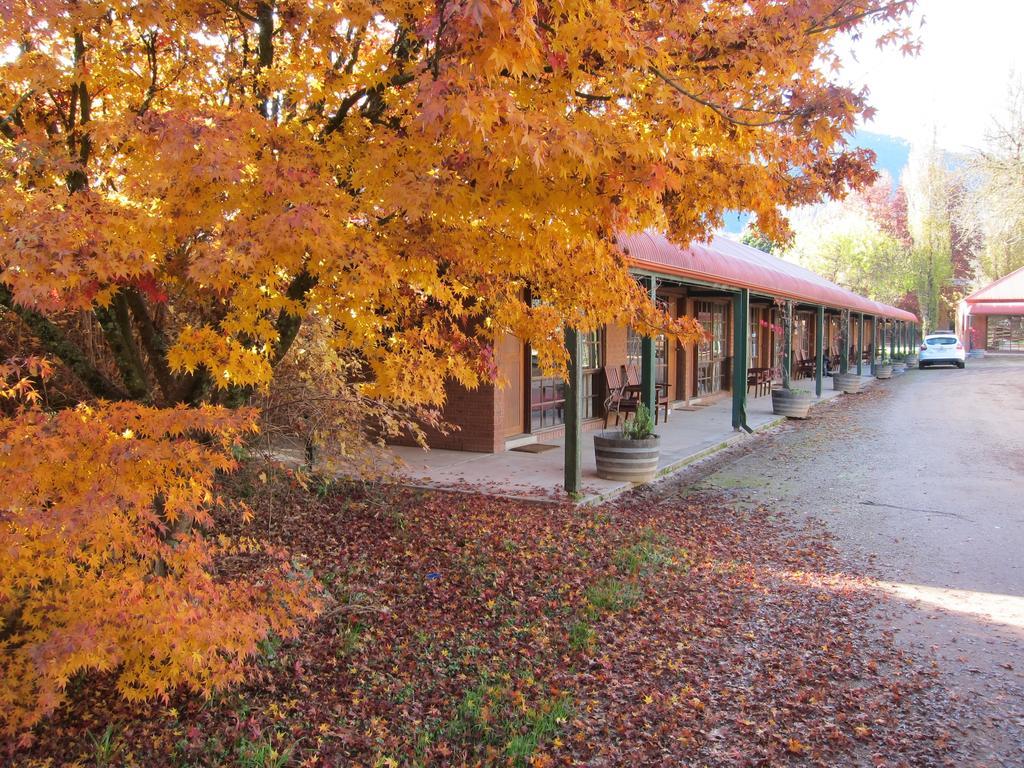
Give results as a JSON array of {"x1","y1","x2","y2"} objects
[
  {"x1": 687, "y1": 356, "x2": 1024, "y2": 765},
  {"x1": 381, "y1": 373, "x2": 878, "y2": 504}
]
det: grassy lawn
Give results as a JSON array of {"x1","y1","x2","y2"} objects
[{"x1": 8, "y1": 465, "x2": 954, "y2": 767}]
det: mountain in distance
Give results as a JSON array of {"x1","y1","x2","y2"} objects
[
  {"x1": 854, "y1": 130, "x2": 911, "y2": 184},
  {"x1": 720, "y1": 129, "x2": 911, "y2": 234}
]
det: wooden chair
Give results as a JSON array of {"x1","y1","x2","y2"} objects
[
  {"x1": 795, "y1": 357, "x2": 815, "y2": 379},
  {"x1": 747, "y1": 367, "x2": 771, "y2": 397},
  {"x1": 624, "y1": 364, "x2": 670, "y2": 425},
  {"x1": 602, "y1": 364, "x2": 639, "y2": 428}
]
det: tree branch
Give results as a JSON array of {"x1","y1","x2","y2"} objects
[
  {"x1": 272, "y1": 269, "x2": 317, "y2": 365},
  {"x1": 212, "y1": 0, "x2": 259, "y2": 23},
  {"x1": 322, "y1": 88, "x2": 366, "y2": 137},
  {"x1": 122, "y1": 287, "x2": 193, "y2": 404},
  {"x1": 806, "y1": 0, "x2": 915, "y2": 36},
  {"x1": 66, "y1": 33, "x2": 91, "y2": 193},
  {"x1": 0, "y1": 90, "x2": 33, "y2": 138},
  {"x1": 94, "y1": 300, "x2": 150, "y2": 400},
  {"x1": 0, "y1": 285, "x2": 130, "y2": 401},
  {"x1": 650, "y1": 67, "x2": 803, "y2": 128},
  {"x1": 137, "y1": 32, "x2": 160, "y2": 116},
  {"x1": 256, "y1": 1, "x2": 274, "y2": 119}
]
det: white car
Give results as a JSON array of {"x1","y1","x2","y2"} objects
[{"x1": 919, "y1": 332, "x2": 966, "y2": 369}]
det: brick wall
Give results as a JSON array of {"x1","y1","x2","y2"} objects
[
  {"x1": 392, "y1": 379, "x2": 501, "y2": 453},
  {"x1": 606, "y1": 323, "x2": 628, "y2": 368}
]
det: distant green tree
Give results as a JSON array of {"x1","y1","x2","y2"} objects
[
  {"x1": 740, "y1": 226, "x2": 782, "y2": 254},
  {"x1": 960, "y1": 79, "x2": 1024, "y2": 282},
  {"x1": 905, "y1": 143, "x2": 956, "y2": 332},
  {"x1": 782, "y1": 174, "x2": 914, "y2": 306}
]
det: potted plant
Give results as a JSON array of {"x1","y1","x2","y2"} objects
[
  {"x1": 771, "y1": 299, "x2": 813, "y2": 418},
  {"x1": 875, "y1": 351, "x2": 893, "y2": 379},
  {"x1": 832, "y1": 309, "x2": 863, "y2": 394},
  {"x1": 891, "y1": 355, "x2": 907, "y2": 374},
  {"x1": 594, "y1": 402, "x2": 661, "y2": 482}
]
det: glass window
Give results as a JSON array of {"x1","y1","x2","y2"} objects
[
  {"x1": 795, "y1": 314, "x2": 811, "y2": 358},
  {"x1": 580, "y1": 329, "x2": 604, "y2": 420},
  {"x1": 696, "y1": 301, "x2": 727, "y2": 396},
  {"x1": 627, "y1": 327, "x2": 668, "y2": 385},
  {"x1": 987, "y1": 316, "x2": 1024, "y2": 351},
  {"x1": 748, "y1": 312, "x2": 759, "y2": 364},
  {"x1": 529, "y1": 328, "x2": 604, "y2": 429}
]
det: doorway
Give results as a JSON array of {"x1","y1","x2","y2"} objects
[
  {"x1": 497, "y1": 333, "x2": 525, "y2": 437},
  {"x1": 696, "y1": 300, "x2": 728, "y2": 396}
]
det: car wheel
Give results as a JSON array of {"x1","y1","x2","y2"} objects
[
  {"x1": 919, "y1": 362, "x2": 927, "y2": 369},
  {"x1": 957, "y1": 361, "x2": 965, "y2": 369}
]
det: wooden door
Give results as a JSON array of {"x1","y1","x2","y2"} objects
[{"x1": 497, "y1": 333, "x2": 525, "y2": 437}]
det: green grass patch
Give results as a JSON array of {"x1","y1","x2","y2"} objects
[
  {"x1": 613, "y1": 528, "x2": 688, "y2": 576},
  {"x1": 89, "y1": 723, "x2": 119, "y2": 767},
  {"x1": 432, "y1": 677, "x2": 572, "y2": 766},
  {"x1": 506, "y1": 695, "x2": 573, "y2": 764},
  {"x1": 584, "y1": 577, "x2": 642, "y2": 615},
  {"x1": 568, "y1": 619, "x2": 596, "y2": 652},
  {"x1": 235, "y1": 735, "x2": 294, "y2": 768}
]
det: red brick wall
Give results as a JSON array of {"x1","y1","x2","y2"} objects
[
  {"x1": 392, "y1": 379, "x2": 501, "y2": 453},
  {"x1": 606, "y1": 323, "x2": 628, "y2": 368}
]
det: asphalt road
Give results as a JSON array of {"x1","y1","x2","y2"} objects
[{"x1": 688, "y1": 355, "x2": 1024, "y2": 766}]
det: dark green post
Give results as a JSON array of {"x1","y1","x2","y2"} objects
[
  {"x1": 870, "y1": 316, "x2": 877, "y2": 375},
  {"x1": 815, "y1": 305, "x2": 824, "y2": 397},
  {"x1": 839, "y1": 309, "x2": 850, "y2": 375},
  {"x1": 889, "y1": 318, "x2": 895, "y2": 361},
  {"x1": 563, "y1": 327, "x2": 582, "y2": 496},
  {"x1": 640, "y1": 276, "x2": 656, "y2": 410},
  {"x1": 857, "y1": 312, "x2": 864, "y2": 376},
  {"x1": 731, "y1": 288, "x2": 750, "y2": 431}
]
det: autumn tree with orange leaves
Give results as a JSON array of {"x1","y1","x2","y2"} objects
[{"x1": 0, "y1": 0, "x2": 915, "y2": 737}]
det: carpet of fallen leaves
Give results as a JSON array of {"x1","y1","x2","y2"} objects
[{"x1": 8, "y1": 461, "x2": 960, "y2": 767}]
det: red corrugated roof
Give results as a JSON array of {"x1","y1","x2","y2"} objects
[
  {"x1": 618, "y1": 231, "x2": 918, "y2": 322},
  {"x1": 965, "y1": 264, "x2": 1024, "y2": 304},
  {"x1": 962, "y1": 301, "x2": 1024, "y2": 316}
]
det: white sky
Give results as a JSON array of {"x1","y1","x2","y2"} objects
[{"x1": 840, "y1": 0, "x2": 1024, "y2": 152}]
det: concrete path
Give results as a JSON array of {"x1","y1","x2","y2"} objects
[
  {"x1": 680, "y1": 356, "x2": 1024, "y2": 766},
  {"x1": 382, "y1": 375, "x2": 869, "y2": 504}
]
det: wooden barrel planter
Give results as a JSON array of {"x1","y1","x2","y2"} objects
[
  {"x1": 904, "y1": 354, "x2": 919, "y2": 367},
  {"x1": 594, "y1": 433, "x2": 661, "y2": 482},
  {"x1": 892, "y1": 361, "x2": 907, "y2": 374},
  {"x1": 771, "y1": 388, "x2": 813, "y2": 419},
  {"x1": 875, "y1": 363, "x2": 893, "y2": 379},
  {"x1": 832, "y1": 372, "x2": 863, "y2": 394}
]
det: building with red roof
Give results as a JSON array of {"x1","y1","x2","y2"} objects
[
  {"x1": 402, "y1": 232, "x2": 919, "y2": 484},
  {"x1": 957, "y1": 265, "x2": 1024, "y2": 352}
]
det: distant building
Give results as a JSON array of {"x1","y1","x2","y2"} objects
[{"x1": 958, "y1": 265, "x2": 1024, "y2": 352}]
